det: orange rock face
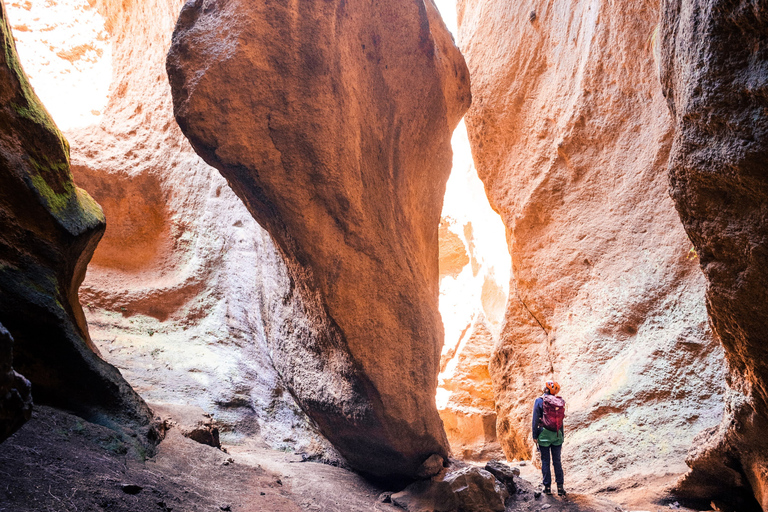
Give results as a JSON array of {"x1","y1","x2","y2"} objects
[
  {"x1": 436, "y1": 124, "x2": 510, "y2": 462},
  {"x1": 660, "y1": 0, "x2": 768, "y2": 506},
  {"x1": 458, "y1": 0, "x2": 726, "y2": 493},
  {"x1": 167, "y1": 0, "x2": 470, "y2": 478},
  {"x1": 0, "y1": 0, "x2": 149, "y2": 427}
]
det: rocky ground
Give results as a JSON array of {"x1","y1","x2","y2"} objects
[{"x1": 0, "y1": 406, "x2": 737, "y2": 512}]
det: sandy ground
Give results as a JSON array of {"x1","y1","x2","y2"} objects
[{"x1": 0, "y1": 406, "x2": 717, "y2": 512}]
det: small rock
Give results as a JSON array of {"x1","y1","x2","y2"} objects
[
  {"x1": 484, "y1": 460, "x2": 519, "y2": 494},
  {"x1": 377, "y1": 491, "x2": 393, "y2": 503},
  {"x1": 392, "y1": 479, "x2": 457, "y2": 512},
  {"x1": 416, "y1": 454, "x2": 445, "y2": 478},
  {"x1": 669, "y1": 502, "x2": 680, "y2": 510},
  {"x1": 519, "y1": 461, "x2": 527, "y2": 466},
  {"x1": 529, "y1": 10, "x2": 537, "y2": 22},
  {"x1": 260, "y1": 492, "x2": 266, "y2": 496},
  {"x1": 222, "y1": 457, "x2": 234, "y2": 466},
  {"x1": 120, "y1": 484, "x2": 143, "y2": 495},
  {"x1": 219, "y1": 506, "x2": 231, "y2": 511},
  {"x1": 534, "y1": 491, "x2": 541, "y2": 499},
  {"x1": 542, "y1": 505, "x2": 552, "y2": 510}
]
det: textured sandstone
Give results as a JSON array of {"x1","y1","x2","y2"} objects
[
  {"x1": 458, "y1": 0, "x2": 725, "y2": 493},
  {"x1": 0, "y1": 0, "x2": 149, "y2": 426},
  {"x1": 0, "y1": 323, "x2": 31, "y2": 442},
  {"x1": 438, "y1": 315, "x2": 502, "y2": 461},
  {"x1": 660, "y1": 0, "x2": 768, "y2": 506},
  {"x1": 167, "y1": 0, "x2": 470, "y2": 478},
  {"x1": 6, "y1": 0, "x2": 330, "y2": 454}
]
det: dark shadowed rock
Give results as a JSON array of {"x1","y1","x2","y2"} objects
[
  {"x1": 0, "y1": 0, "x2": 150, "y2": 428},
  {"x1": 484, "y1": 459, "x2": 518, "y2": 495},
  {"x1": 166, "y1": 0, "x2": 470, "y2": 479},
  {"x1": 660, "y1": 0, "x2": 768, "y2": 507},
  {"x1": 0, "y1": 323, "x2": 31, "y2": 442}
]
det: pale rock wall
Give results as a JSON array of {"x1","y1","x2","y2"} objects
[
  {"x1": 458, "y1": 0, "x2": 726, "y2": 494},
  {"x1": 6, "y1": 0, "x2": 328, "y2": 453}
]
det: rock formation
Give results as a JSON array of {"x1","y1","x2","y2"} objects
[
  {"x1": 436, "y1": 121, "x2": 509, "y2": 461},
  {"x1": 438, "y1": 315, "x2": 502, "y2": 461},
  {"x1": 458, "y1": 0, "x2": 726, "y2": 494},
  {"x1": 0, "y1": 323, "x2": 31, "y2": 442},
  {"x1": 0, "y1": 0, "x2": 149, "y2": 427},
  {"x1": 167, "y1": 0, "x2": 470, "y2": 478},
  {"x1": 660, "y1": 0, "x2": 768, "y2": 506},
  {"x1": 6, "y1": 0, "x2": 330, "y2": 454}
]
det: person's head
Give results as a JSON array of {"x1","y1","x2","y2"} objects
[{"x1": 544, "y1": 381, "x2": 560, "y2": 395}]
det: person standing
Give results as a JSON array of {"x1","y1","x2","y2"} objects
[{"x1": 532, "y1": 380, "x2": 566, "y2": 496}]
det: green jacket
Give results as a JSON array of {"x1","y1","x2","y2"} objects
[{"x1": 537, "y1": 427, "x2": 564, "y2": 447}]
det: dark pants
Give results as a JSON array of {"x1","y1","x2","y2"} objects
[{"x1": 539, "y1": 443, "x2": 564, "y2": 486}]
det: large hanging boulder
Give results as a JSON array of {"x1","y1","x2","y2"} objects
[{"x1": 167, "y1": 0, "x2": 470, "y2": 478}]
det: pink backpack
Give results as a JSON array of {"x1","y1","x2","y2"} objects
[{"x1": 541, "y1": 395, "x2": 565, "y2": 432}]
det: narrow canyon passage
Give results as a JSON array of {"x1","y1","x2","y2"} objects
[{"x1": 0, "y1": 0, "x2": 766, "y2": 511}]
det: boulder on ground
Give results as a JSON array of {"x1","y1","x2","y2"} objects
[
  {"x1": 484, "y1": 459, "x2": 518, "y2": 495},
  {"x1": 150, "y1": 403, "x2": 221, "y2": 449},
  {"x1": 392, "y1": 466, "x2": 507, "y2": 512}
]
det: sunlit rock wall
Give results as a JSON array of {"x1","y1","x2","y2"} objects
[
  {"x1": 6, "y1": 0, "x2": 328, "y2": 453},
  {"x1": 438, "y1": 121, "x2": 509, "y2": 461},
  {"x1": 167, "y1": 0, "x2": 470, "y2": 479},
  {"x1": 458, "y1": 0, "x2": 726, "y2": 494},
  {"x1": 660, "y1": 0, "x2": 768, "y2": 506}
]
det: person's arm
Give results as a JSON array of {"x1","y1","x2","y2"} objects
[{"x1": 532, "y1": 398, "x2": 543, "y2": 441}]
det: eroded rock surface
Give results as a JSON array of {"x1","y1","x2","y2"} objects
[
  {"x1": 438, "y1": 315, "x2": 502, "y2": 461},
  {"x1": 6, "y1": 0, "x2": 332, "y2": 455},
  {"x1": 0, "y1": 323, "x2": 31, "y2": 442},
  {"x1": 458, "y1": 0, "x2": 725, "y2": 494},
  {"x1": 0, "y1": 0, "x2": 149, "y2": 427},
  {"x1": 660, "y1": 0, "x2": 768, "y2": 506},
  {"x1": 167, "y1": 0, "x2": 470, "y2": 478}
]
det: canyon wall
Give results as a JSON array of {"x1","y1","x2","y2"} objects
[
  {"x1": 0, "y1": 0, "x2": 149, "y2": 428},
  {"x1": 437, "y1": 121, "x2": 510, "y2": 461},
  {"x1": 458, "y1": 0, "x2": 726, "y2": 494},
  {"x1": 167, "y1": 0, "x2": 470, "y2": 479},
  {"x1": 660, "y1": 0, "x2": 768, "y2": 506},
  {"x1": 6, "y1": 0, "x2": 329, "y2": 452}
]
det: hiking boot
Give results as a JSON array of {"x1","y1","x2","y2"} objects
[
  {"x1": 543, "y1": 485, "x2": 552, "y2": 495},
  {"x1": 557, "y1": 484, "x2": 566, "y2": 496}
]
